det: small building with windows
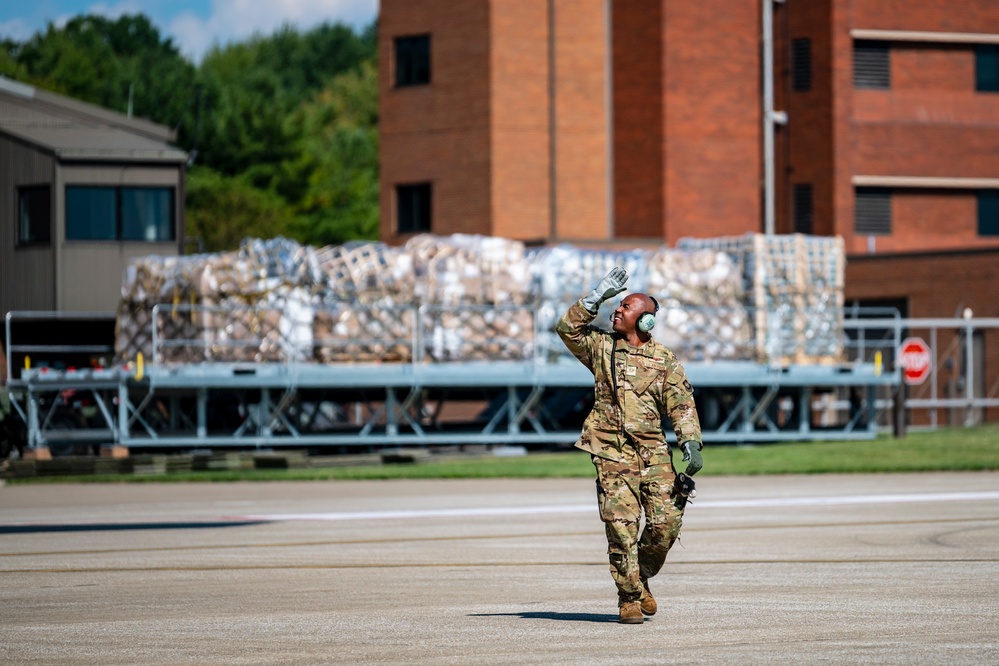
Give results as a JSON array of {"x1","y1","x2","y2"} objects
[{"x1": 0, "y1": 75, "x2": 186, "y2": 320}]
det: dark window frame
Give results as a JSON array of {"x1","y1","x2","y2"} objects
[
  {"x1": 396, "y1": 183, "x2": 432, "y2": 234},
  {"x1": 791, "y1": 38, "x2": 812, "y2": 92},
  {"x1": 66, "y1": 185, "x2": 176, "y2": 242},
  {"x1": 853, "y1": 40, "x2": 891, "y2": 89},
  {"x1": 395, "y1": 34, "x2": 431, "y2": 87},
  {"x1": 792, "y1": 183, "x2": 814, "y2": 234},
  {"x1": 855, "y1": 187, "x2": 892, "y2": 235},
  {"x1": 978, "y1": 190, "x2": 999, "y2": 236},
  {"x1": 17, "y1": 184, "x2": 52, "y2": 246},
  {"x1": 975, "y1": 44, "x2": 999, "y2": 92}
]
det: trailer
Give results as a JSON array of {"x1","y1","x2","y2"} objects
[{"x1": 2, "y1": 304, "x2": 906, "y2": 457}]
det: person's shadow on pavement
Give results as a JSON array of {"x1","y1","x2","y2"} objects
[{"x1": 469, "y1": 612, "x2": 626, "y2": 624}]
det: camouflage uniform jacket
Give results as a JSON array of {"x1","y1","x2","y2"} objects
[{"x1": 557, "y1": 299, "x2": 702, "y2": 466}]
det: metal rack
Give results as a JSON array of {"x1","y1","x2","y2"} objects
[{"x1": 4, "y1": 306, "x2": 905, "y2": 452}]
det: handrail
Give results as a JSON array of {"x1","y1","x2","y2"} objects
[{"x1": 10, "y1": 306, "x2": 994, "y2": 374}]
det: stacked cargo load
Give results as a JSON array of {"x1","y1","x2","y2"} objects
[
  {"x1": 528, "y1": 244, "x2": 652, "y2": 360},
  {"x1": 114, "y1": 232, "x2": 843, "y2": 366},
  {"x1": 116, "y1": 238, "x2": 317, "y2": 364},
  {"x1": 312, "y1": 242, "x2": 415, "y2": 362},
  {"x1": 676, "y1": 233, "x2": 846, "y2": 363},
  {"x1": 645, "y1": 248, "x2": 751, "y2": 361},
  {"x1": 406, "y1": 234, "x2": 535, "y2": 361}
]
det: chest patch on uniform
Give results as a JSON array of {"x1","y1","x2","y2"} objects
[{"x1": 626, "y1": 366, "x2": 637, "y2": 376}]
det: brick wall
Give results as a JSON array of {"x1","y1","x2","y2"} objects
[
  {"x1": 379, "y1": 0, "x2": 492, "y2": 244},
  {"x1": 824, "y1": 0, "x2": 999, "y2": 249},
  {"x1": 662, "y1": 0, "x2": 762, "y2": 242},
  {"x1": 779, "y1": 0, "x2": 835, "y2": 236},
  {"x1": 490, "y1": 0, "x2": 550, "y2": 242},
  {"x1": 611, "y1": 0, "x2": 664, "y2": 239},
  {"x1": 550, "y1": 0, "x2": 610, "y2": 241}
]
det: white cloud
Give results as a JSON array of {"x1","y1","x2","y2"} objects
[
  {"x1": 0, "y1": 18, "x2": 31, "y2": 41},
  {"x1": 169, "y1": 0, "x2": 378, "y2": 63},
  {"x1": 86, "y1": 1, "x2": 147, "y2": 19}
]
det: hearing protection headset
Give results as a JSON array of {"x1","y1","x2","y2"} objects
[{"x1": 637, "y1": 296, "x2": 660, "y2": 333}]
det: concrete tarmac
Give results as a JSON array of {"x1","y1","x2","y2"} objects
[{"x1": 1, "y1": 471, "x2": 998, "y2": 665}]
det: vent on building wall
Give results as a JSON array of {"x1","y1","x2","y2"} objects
[
  {"x1": 853, "y1": 41, "x2": 890, "y2": 89},
  {"x1": 792, "y1": 39, "x2": 812, "y2": 92},
  {"x1": 855, "y1": 187, "x2": 892, "y2": 234},
  {"x1": 793, "y1": 183, "x2": 813, "y2": 234}
]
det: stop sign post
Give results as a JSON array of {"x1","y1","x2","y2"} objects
[{"x1": 898, "y1": 337, "x2": 932, "y2": 385}]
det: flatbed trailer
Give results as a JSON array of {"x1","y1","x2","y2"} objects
[{"x1": 3, "y1": 308, "x2": 903, "y2": 454}]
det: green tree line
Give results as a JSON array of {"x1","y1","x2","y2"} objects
[{"x1": 0, "y1": 13, "x2": 378, "y2": 251}]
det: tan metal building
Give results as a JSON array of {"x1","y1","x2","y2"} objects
[{"x1": 0, "y1": 75, "x2": 187, "y2": 320}]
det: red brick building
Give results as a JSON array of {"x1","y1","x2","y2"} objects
[
  {"x1": 379, "y1": 0, "x2": 999, "y2": 316},
  {"x1": 379, "y1": 0, "x2": 766, "y2": 246}
]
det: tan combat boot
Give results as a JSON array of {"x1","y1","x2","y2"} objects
[
  {"x1": 640, "y1": 580, "x2": 657, "y2": 616},
  {"x1": 619, "y1": 601, "x2": 644, "y2": 624}
]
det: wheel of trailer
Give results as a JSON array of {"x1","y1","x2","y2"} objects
[{"x1": 46, "y1": 414, "x2": 87, "y2": 456}]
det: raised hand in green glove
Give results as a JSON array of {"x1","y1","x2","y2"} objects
[
  {"x1": 581, "y1": 266, "x2": 628, "y2": 313},
  {"x1": 681, "y1": 441, "x2": 703, "y2": 476}
]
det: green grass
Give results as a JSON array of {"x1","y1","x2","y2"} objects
[{"x1": 5, "y1": 424, "x2": 998, "y2": 484}]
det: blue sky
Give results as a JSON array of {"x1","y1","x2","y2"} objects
[{"x1": 0, "y1": 0, "x2": 379, "y2": 63}]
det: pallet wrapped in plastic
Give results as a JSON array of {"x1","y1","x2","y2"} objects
[
  {"x1": 313, "y1": 241, "x2": 415, "y2": 304},
  {"x1": 645, "y1": 248, "x2": 752, "y2": 361},
  {"x1": 418, "y1": 305, "x2": 535, "y2": 362},
  {"x1": 405, "y1": 233, "x2": 534, "y2": 305},
  {"x1": 404, "y1": 234, "x2": 535, "y2": 361},
  {"x1": 311, "y1": 242, "x2": 416, "y2": 362},
  {"x1": 115, "y1": 253, "x2": 211, "y2": 363},
  {"x1": 676, "y1": 233, "x2": 845, "y2": 363},
  {"x1": 312, "y1": 300, "x2": 415, "y2": 363},
  {"x1": 529, "y1": 245, "x2": 653, "y2": 360},
  {"x1": 116, "y1": 239, "x2": 318, "y2": 364}
]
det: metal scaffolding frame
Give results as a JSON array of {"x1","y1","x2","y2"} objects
[{"x1": 2, "y1": 306, "x2": 927, "y2": 452}]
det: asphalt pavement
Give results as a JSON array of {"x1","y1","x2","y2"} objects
[{"x1": 1, "y1": 471, "x2": 998, "y2": 664}]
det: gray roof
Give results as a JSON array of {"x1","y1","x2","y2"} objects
[{"x1": 0, "y1": 75, "x2": 188, "y2": 163}]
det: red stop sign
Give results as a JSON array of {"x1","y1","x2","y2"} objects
[{"x1": 899, "y1": 337, "x2": 932, "y2": 385}]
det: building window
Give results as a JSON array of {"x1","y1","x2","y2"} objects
[
  {"x1": 793, "y1": 184, "x2": 813, "y2": 234},
  {"x1": 67, "y1": 187, "x2": 116, "y2": 240},
  {"x1": 978, "y1": 190, "x2": 999, "y2": 236},
  {"x1": 67, "y1": 186, "x2": 175, "y2": 241},
  {"x1": 855, "y1": 187, "x2": 892, "y2": 234},
  {"x1": 853, "y1": 41, "x2": 890, "y2": 89},
  {"x1": 18, "y1": 185, "x2": 51, "y2": 244},
  {"x1": 395, "y1": 35, "x2": 431, "y2": 87},
  {"x1": 792, "y1": 39, "x2": 812, "y2": 92},
  {"x1": 121, "y1": 188, "x2": 175, "y2": 241},
  {"x1": 976, "y1": 45, "x2": 999, "y2": 92},
  {"x1": 397, "y1": 183, "x2": 431, "y2": 234}
]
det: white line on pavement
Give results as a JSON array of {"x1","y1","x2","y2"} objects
[{"x1": 233, "y1": 490, "x2": 999, "y2": 522}]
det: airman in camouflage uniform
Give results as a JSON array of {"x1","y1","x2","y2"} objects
[{"x1": 557, "y1": 267, "x2": 703, "y2": 624}]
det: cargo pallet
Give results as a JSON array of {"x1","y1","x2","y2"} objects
[{"x1": 3, "y1": 308, "x2": 903, "y2": 453}]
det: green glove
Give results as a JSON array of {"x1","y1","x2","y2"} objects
[
  {"x1": 581, "y1": 267, "x2": 628, "y2": 313},
  {"x1": 681, "y1": 441, "x2": 703, "y2": 476}
]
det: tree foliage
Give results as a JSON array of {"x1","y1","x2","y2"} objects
[
  {"x1": 3, "y1": 14, "x2": 197, "y2": 130},
  {"x1": 1, "y1": 13, "x2": 380, "y2": 251},
  {"x1": 184, "y1": 167, "x2": 296, "y2": 253}
]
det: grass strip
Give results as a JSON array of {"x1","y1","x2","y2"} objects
[{"x1": 4, "y1": 424, "x2": 998, "y2": 484}]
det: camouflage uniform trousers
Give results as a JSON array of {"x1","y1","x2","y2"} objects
[{"x1": 592, "y1": 448, "x2": 684, "y2": 604}]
